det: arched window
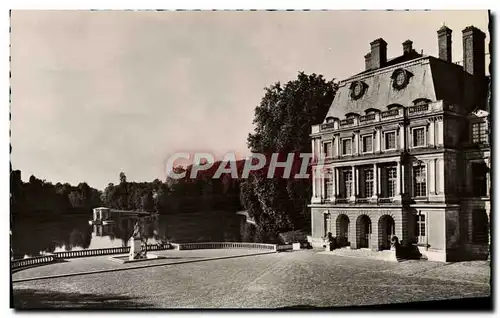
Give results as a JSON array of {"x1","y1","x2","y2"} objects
[{"x1": 413, "y1": 98, "x2": 432, "y2": 106}]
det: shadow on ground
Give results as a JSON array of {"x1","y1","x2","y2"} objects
[
  {"x1": 12, "y1": 288, "x2": 153, "y2": 309},
  {"x1": 278, "y1": 297, "x2": 493, "y2": 311}
]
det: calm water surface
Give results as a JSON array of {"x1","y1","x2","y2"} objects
[{"x1": 12, "y1": 210, "x2": 244, "y2": 259}]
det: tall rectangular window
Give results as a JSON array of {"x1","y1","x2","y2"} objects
[
  {"x1": 323, "y1": 142, "x2": 333, "y2": 158},
  {"x1": 413, "y1": 165, "x2": 427, "y2": 197},
  {"x1": 384, "y1": 131, "x2": 396, "y2": 150},
  {"x1": 387, "y1": 166, "x2": 397, "y2": 197},
  {"x1": 362, "y1": 135, "x2": 373, "y2": 153},
  {"x1": 471, "y1": 162, "x2": 488, "y2": 197},
  {"x1": 472, "y1": 122, "x2": 488, "y2": 144},
  {"x1": 344, "y1": 170, "x2": 352, "y2": 198},
  {"x1": 363, "y1": 168, "x2": 374, "y2": 198},
  {"x1": 412, "y1": 127, "x2": 426, "y2": 147},
  {"x1": 415, "y1": 213, "x2": 426, "y2": 244},
  {"x1": 342, "y1": 139, "x2": 352, "y2": 155},
  {"x1": 324, "y1": 170, "x2": 333, "y2": 199}
]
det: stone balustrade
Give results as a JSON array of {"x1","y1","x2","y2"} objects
[
  {"x1": 359, "y1": 113, "x2": 376, "y2": 122},
  {"x1": 176, "y1": 242, "x2": 277, "y2": 251},
  {"x1": 11, "y1": 255, "x2": 56, "y2": 270},
  {"x1": 11, "y1": 242, "x2": 282, "y2": 271},
  {"x1": 313, "y1": 101, "x2": 446, "y2": 133},
  {"x1": 340, "y1": 118, "x2": 355, "y2": 126},
  {"x1": 408, "y1": 104, "x2": 429, "y2": 115}
]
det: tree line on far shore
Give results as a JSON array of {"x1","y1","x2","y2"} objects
[{"x1": 10, "y1": 164, "x2": 244, "y2": 217}]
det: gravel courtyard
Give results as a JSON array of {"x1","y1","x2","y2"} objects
[{"x1": 12, "y1": 249, "x2": 491, "y2": 309}]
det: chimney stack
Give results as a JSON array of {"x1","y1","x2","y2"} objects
[
  {"x1": 370, "y1": 38, "x2": 387, "y2": 69},
  {"x1": 437, "y1": 25, "x2": 452, "y2": 63},
  {"x1": 364, "y1": 52, "x2": 372, "y2": 70},
  {"x1": 462, "y1": 26, "x2": 486, "y2": 77},
  {"x1": 403, "y1": 40, "x2": 413, "y2": 55}
]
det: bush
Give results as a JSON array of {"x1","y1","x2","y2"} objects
[
  {"x1": 278, "y1": 230, "x2": 309, "y2": 244},
  {"x1": 240, "y1": 222, "x2": 256, "y2": 243}
]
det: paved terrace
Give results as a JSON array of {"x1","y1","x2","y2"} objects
[{"x1": 12, "y1": 249, "x2": 491, "y2": 309}]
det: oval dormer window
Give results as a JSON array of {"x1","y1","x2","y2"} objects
[{"x1": 349, "y1": 81, "x2": 367, "y2": 100}]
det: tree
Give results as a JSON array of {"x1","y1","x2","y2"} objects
[{"x1": 240, "y1": 72, "x2": 337, "y2": 240}]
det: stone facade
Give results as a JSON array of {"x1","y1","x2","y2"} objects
[{"x1": 309, "y1": 25, "x2": 490, "y2": 262}]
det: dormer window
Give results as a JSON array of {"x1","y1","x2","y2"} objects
[
  {"x1": 387, "y1": 104, "x2": 403, "y2": 110},
  {"x1": 345, "y1": 112, "x2": 358, "y2": 119},
  {"x1": 391, "y1": 69, "x2": 412, "y2": 90},
  {"x1": 349, "y1": 81, "x2": 367, "y2": 100},
  {"x1": 365, "y1": 108, "x2": 379, "y2": 115},
  {"x1": 413, "y1": 98, "x2": 432, "y2": 106},
  {"x1": 325, "y1": 117, "x2": 335, "y2": 124}
]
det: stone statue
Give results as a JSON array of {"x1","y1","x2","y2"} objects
[{"x1": 129, "y1": 220, "x2": 147, "y2": 260}]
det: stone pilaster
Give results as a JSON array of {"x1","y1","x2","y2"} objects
[
  {"x1": 395, "y1": 161, "x2": 402, "y2": 201},
  {"x1": 372, "y1": 163, "x2": 378, "y2": 200},
  {"x1": 350, "y1": 166, "x2": 356, "y2": 202}
]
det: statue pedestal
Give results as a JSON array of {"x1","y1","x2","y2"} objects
[{"x1": 129, "y1": 237, "x2": 143, "y2": 260}]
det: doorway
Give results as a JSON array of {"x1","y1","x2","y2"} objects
[{"x1": 378, "y1": 215, "x2": 395, "y2": 250}]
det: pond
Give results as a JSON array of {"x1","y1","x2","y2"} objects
[{"x1": 11, "y1": 210, "x2": 246, "y2": 259}]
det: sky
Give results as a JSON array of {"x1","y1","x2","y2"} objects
[{"x1": 10, "y1": 10, "x2": 489, "y2": 190}]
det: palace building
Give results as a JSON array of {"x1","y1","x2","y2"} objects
[{"x1": 309, "y1": 25, "x2": 490, "y2": 262}]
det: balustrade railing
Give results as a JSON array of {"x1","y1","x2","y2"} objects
[
  {"x1": 11, "y1": 255, "x2": 56, "y2": 270},
  {"x1": 317, "y1": 102, "x2": 440, "y2": 133},
  {"x1": 408, "y1": 104, "x2": 429, "y2": 115},
  {"x1": 177, "y1": 242, "x2": 277, "y2": 251},
  {"x1": 11, "y1": 242, "x2": 279, "y2": 271},
  {"x1": 381, "y1": 109, "x2": 400, "y2": 118},
  {"x1": 53, "y1": 244, "x2": 172, "y2": 259},
  {"x1": 331, "y1": 197, "x2": 396, "y2": 204},
  {"x1": 340, "y1": 118, "x2": 354, "y2": 126},
  {"x1": 359, "y1": 114, "x2": 376, "y2": 122},
  {"x1": 320, "y1": 122, "x2": 336, "y2": 130}
]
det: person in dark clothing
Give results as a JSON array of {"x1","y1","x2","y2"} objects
[{"x1": 327, "y1": 232, "x2": 335, "y2": 251}]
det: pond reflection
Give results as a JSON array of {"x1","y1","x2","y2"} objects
[{"x1": 12, "y1": 210, "x2": 245, "y2": 259}]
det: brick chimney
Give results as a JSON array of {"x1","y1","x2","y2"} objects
[
  {"x1": 437, "y1": 25, "x2": 452, "y2": 62},
  {"x1": 462, "y1": 26, "x2": 486, "y2": 77},
  {"x1": 402, "y1": 40, "x2": 413, "y2": 55},
  {"x1": 364, "y1": 52, "x2": 372, "y2": 70},
  {"x1": 370, "y1": 38, "x2": 387, "y2": 69}
]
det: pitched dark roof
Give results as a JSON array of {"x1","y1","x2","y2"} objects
[
  {"x1": 350, "y1": 50, "x2": 423, "y2": 78},
  {"x1": 324, "y1": 53, "x2": 485, "y2": 120}
]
